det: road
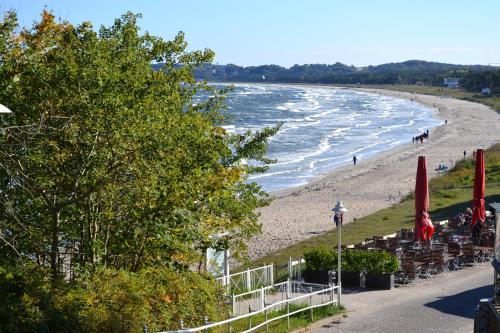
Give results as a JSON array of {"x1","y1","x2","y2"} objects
[{"x1": 310, "y1": 262, "x2": 493, "y2": 333}]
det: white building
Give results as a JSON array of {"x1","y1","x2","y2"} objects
[
  {"x1": 482, "y1": 87, "x2": 492, "y2": 95},
  {"x1": 443, "y1": 78, "x2": 461, "y2": 88}
]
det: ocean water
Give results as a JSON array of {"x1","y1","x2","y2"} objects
[{"x1": 206, "y1": 84, "x2": 441, "y2": 192}]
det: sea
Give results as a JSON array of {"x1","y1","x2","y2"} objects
[{"x1": 203, "y1": 83, "x2": 442, "y2": 192}]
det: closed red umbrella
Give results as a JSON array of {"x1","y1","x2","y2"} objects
[
  {"x1": 471, "y1": 149, "x2": 486, "y2": 226},
  {"x1": 415, "y1": 156, "x2": 435, "y2": 242}
]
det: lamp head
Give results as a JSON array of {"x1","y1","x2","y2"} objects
[{"x1": 332, "y1": 200, "x2": 347, "y2": 215}]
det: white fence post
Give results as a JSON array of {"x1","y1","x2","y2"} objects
[
  {"x1": 270, "y1": 263, "x2": 274, "y2": 287},
  {"x1": 299, "y1": 257, "x2": 303, "y2": 281},
  {"x1": 246, "y1": 268, "x2": 251, "y2": 291},
  {"x1": 288, "y1": 257, "x2": 292, "y2": 279},
  {"x1": 337, "y1": 282, "x2": 341, "y2": 307},
  {"x1": 260, "y1": 286, "x2": 265, "y2": 310}
]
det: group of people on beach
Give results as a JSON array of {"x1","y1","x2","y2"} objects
[{"x1": 412, "y1": 129, "x2": 429, "y2": 144}]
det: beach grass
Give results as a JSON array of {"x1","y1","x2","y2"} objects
[
  {"x1": 346, "y1": 84, "x2": 500, "y2": 113},
  {"x1": 249, "y1": 143, "x2": 500, "y2": 269}
]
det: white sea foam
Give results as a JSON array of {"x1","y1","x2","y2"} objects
[
  {"x1": 247, "y1": 169, "x2": 296, "y2": 179},
  {"x1": 208, "y1": 83, "x2": 441, "y2": 192},
  {"x1": 355, "y1": 121, "x2": 372, "y2": 127},
  {"x1": 221, "y1": 125, "x2": 236, "y2": 133}
]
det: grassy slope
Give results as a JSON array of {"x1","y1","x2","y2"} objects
[
  {"x1": 250, "y1": 144, "x2": 500, "y2": 269},
  {"x1": 220, "y1": 304, "x2": 344, "y2": 333}
]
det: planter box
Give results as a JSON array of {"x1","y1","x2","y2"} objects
[
  {"x1": 365, "y1": 273, "x2": 394, "y2": 290},
  {"x1": 304, "y1": 270, "x2": 331, "y2": 285},
  {"x1": 341, "y1": 271, "x2": 365, "y2": 288}
]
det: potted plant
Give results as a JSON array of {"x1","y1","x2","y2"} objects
[
  {"x1": 364, "y1": 250, "x2": 399, "y2": 290},
  {"x1": 341, "y1": 250, "x2": 367, "y2": 288},
  {"x1": 303, "y1": 248, "x2": 336, "y2": 285}
]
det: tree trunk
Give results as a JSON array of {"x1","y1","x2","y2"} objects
[{"x1": 50, "y1": 209, "x2": 60, "y2": 281}]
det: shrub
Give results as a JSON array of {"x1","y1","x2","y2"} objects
[
  {"x1": 341, "y1": 250, "x2": 367, "y2": 273},
  {"x1": 62, "y1": 267, "x2": 229, "y2": 332},
  {"x1": 304, "y1": 249, "x2": 398, "y2": 274},
  {"x1": 304, "y1": 248, "x2": 337, "y2": 271},
  {"x1": 0, "y1": 265, "x2": 229, "y2": 333},
  {"x1": 365, "y1": 251, "x2": 399, "y2": 274}
]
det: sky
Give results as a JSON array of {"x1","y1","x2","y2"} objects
[{"x1": 2, "y1": 0, "x2": 500, "y2": 67}]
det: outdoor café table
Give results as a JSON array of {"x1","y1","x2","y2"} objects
[
  {"x1": 474, "y1": 246, "x2": 494, "y2": 262},
  {"x1": 401, "y1": 260, "x2": 426, "y2": 282},
  {"x1": 455, "y1": 235, "x2": 470, "y2": 242},
  {"x1": 413, "y1": 261, "x2": 430, "y2": 278}
]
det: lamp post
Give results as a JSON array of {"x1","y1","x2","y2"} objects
[{"x1": 332, "y1": 200, "x2": 347, "y2": 307}]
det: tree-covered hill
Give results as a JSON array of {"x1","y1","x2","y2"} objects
[{"x1": 185, "y1": 60, "x2": 494, "y2": 86}]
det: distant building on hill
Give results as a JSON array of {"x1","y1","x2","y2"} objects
[
  {"x1": 443, "y1": 77, "x2": 461, "y2": 88},
  {"x1": 482, "y1": 87, "x2": 492, "y2": 95}
]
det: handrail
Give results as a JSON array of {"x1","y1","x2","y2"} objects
[
  {"x1": 240, "y1": 298, "x2": 338, "y2": 333},
  {"x1": 233, "y1": 281, "x2": 287, "y2": 298},
  {"x1": 156, "y1": 285, "x2": 338, "y2": 333},
  {"x1": 216, "y1": 264, "x2": 273, "y2": 282},
  {"x1": 296, "y1": 281, "x2": 331, "y2": 288}
]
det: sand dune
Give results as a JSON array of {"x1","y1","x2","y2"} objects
[{"x1": 247, "y1": 88, "x2": 500, "y2": 259}]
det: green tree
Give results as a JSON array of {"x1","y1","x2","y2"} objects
[{"x1": 0, "y1": 10, "x2": 278, "y2": 280}]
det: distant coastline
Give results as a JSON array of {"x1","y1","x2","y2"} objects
[{"x1": 190, "y1": 60, "x2": 495, "y2": 86}]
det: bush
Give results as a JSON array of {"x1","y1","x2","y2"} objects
[
  {"x1": 365, "y1": 251, "x2": 399, "y2": 274},
  {"x1": 304, "y1": 248, "x2": 337, "y2": 271},
  {"x1": 303, "y1": 249, "x2": 398, "y2": 274},
  {"x1": 341, "y1": 250, "x2": 367, "y2": 273},
  {"x1": 68, "y1": 267, "x2": 229, "y2": 332},
  {"x1": 0, "y1": 265, "x2": 229, "y2": 333}
]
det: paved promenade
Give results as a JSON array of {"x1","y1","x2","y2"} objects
[{"x1": 310, "y1": 263, "x2": 492, "y2": 333}]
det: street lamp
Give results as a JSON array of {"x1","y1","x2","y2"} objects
[{"x1": 332, "y1": 200, "x2": 347, "y2": 306}]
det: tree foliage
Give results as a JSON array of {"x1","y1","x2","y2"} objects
[
  {"x1": 0, "y1": 264, "x2": 227, "y2": 333},
  {"x1": 461, "y1": 69, "x2": 500, "y2": 93},
  {"x1": 0, "y1": 10, "x2": 278, "y2": 280}
]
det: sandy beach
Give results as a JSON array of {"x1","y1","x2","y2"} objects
[{"x1": 247, "y1": 88, "x2": 500, "y2": 260}]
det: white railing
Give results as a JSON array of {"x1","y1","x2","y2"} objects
[
  {"x1": 288, "y1": 257, "x2": 305, "y2": 281},
  {"x1": 230, "y1": 280, "x2": 333, "y2": 315},
  {"x1": 155, "y1": 282, "x2": 339, "y2": 333},
  {"x1": 216, "y1": 264, "x2": 274, "y2": 295}
]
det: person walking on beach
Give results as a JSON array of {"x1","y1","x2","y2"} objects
[
  {"x1": 464, "y1": 150, "x2": 467, "y2": 158},
  {"x1": 353, "y1": 155, "x2": 357, "y2": 166},
  {"x1": 412, "y1": 136, "x2": 415, "y2": 144}
]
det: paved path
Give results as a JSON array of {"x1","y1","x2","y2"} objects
[{"x1": 310, "y1": 263, "x2": 493, "y2": 333}]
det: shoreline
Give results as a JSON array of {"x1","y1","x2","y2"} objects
[
  {"x1": 247, "y1": 87, "x2": 500, "y2": 260},
  {"x1": 218, "y1": 81, "x2": 441, "y2": 194},
  {"x1": 269, "y1": 86, "x2": 442, "y2": 198}
]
